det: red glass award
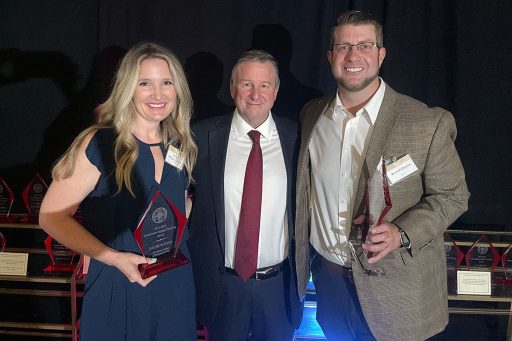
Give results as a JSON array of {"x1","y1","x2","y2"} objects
[
  {"x1": 464, "y1": 234, "x2": 500, "y2": 269},
  {"x1": 501, "y1": 243, "x2": 512, "y2": 269},
  {"x1": 0, "y1": 176, "x2": 15, "y2": 223},
  {"x1": 0, "y1": 232, "x2": 5, "y2": 251},
  {"x1": 496, "y1": 243, "x2": 512, "y2": 286},
  {"x1": 134, "y1": 190, "x2": 189, "y2": 279},
  {"x1": 444, "y1": 232, "x2": 464, "y2": 268},
  {"x1": 21, "y1": 173, "x2": 48, "y2": 224},
  {"x1": 348, "y1": 159, "x2": 391, "y2": 276},
  {"x1": 43, "y1": 235, "x2": 79, "y2": 273}
]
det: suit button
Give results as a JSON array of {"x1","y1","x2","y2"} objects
[{"x1": 218, "y1": 265, "x2": 225, "y2": 274}]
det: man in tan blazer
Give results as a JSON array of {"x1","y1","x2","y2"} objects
[{"x1": 295, "y1": 10, "x2": 470, "y2": 341}]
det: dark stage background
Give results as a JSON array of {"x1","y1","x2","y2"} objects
[
  {"x1": 1, "y1": 0, "x2": 512, "y2": 339},
  {"x1": 2, "y1": 1, "x2": 512, "y2": 226}
]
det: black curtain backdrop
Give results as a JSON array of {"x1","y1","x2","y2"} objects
[{"x1": 1, "y1": 0, "x2": 512, "y2": 227}]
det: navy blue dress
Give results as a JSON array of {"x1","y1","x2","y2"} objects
[{"x1": 78, "y1": 128, "x2": 196, "y2": 341}]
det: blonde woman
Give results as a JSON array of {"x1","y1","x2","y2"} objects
[{"x1": 39, "y1": 42, "x2": 197, "y2": 340}]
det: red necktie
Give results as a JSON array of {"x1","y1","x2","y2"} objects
[{"x1": 234, "y1": 130, "x2": 263, "y2": 281}]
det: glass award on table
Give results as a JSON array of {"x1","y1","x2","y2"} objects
[
  {"x1": 496, "y1": 243, "x2": 512, "y2": 286},
  {"x1": 348, "y1": 160, "x2": 391, "y2": 276},
  {"x1": 501, "y1": 243, "x2": 512, "y2": 270},
  {"x1": 134, "y1": 190, "x2": 189, "y2": 279},
  {"x1": 444, "y1": 232, "x2": 464, "y2": 268},
  {"x1": 0, "y1": 176, "x2": 15, "y2": 223},
  {"x1": 464, "y1": 235, "x2": 500, "y2": 269},
  {"x1": 0, "y1": 232, "x2": 5, "y2": 251},
  {"x1": 43, "y1": 235, "x2": 79, "y2": 273},
  {"x1": 21, "y1": 173, "x2": 48, "y2": 224}
]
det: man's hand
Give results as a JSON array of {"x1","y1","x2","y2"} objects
[{"x1": 361, "y1": 222, "x2": 401, "y2": 263}]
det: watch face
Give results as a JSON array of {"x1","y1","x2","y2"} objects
[{"x1": 400, "y1": 231, "x2": 410, "y2": 247}]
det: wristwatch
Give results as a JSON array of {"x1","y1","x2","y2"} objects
[{"x1": 397, "y1": 226, "x2": 411, "y2": 249}]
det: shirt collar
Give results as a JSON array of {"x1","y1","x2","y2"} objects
[
  {"x1": 325, "y1": 77, "x2": 386, "y2": 125},
  {"x1": 232, "y1": 109, "x2": 275, "y2": 141}
]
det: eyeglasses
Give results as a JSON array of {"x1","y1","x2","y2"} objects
[{"x1": 333, "y1": 42, "x2": 379, "y2": 54}]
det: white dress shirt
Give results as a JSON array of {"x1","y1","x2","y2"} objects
[
  {"x1": 224, "y1": 110, "x2": 288, "y2": 268},
  {"x1": 309, "y1": 80, "x2": 386, "y2": 266}
]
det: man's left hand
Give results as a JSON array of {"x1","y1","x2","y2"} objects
[{"x1": 361, "y1": 222, "x2": 401, "y2": 263}]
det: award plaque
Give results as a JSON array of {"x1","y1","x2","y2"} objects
[
  {"x1": 444, "y1": 232, "x2": 464, "y2": 268},
  {"x1": 21, "y1": 173, "x2": 48, "y2": 224},
  {"x1": 134, "y1": 190, "x2": 189, "y2": 279},
  {"x1": 464, "y1": 234, "x2": 500, "y2": 269},
  {"x1": 43, "y1": 235, "x2": 79, "y2": 273},
  {"x1": 348, "y1": 160, "x2": 391, "y2": 276},
  {"x1": 0, "y1": 176, "x2": 15, "y2": 223}
]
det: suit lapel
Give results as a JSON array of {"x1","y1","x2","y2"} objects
[
  {"x1": 274, "y1": 117, "x2": 292, "y2": 180},
  {"x1": 353, "y1": 86, "x2": 400, "y2": 215},
  {"x1": 274, "y1": 117, "x2": 295, "y2": 240},
  {"x1": 301, "y1": 95, "x2": 335, "y2": 149},
  {"x1": 208, "y1": 116, "x2": 231, "y2": 253}
]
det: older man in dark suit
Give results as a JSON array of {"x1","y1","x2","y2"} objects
[
  {"x1": 188, "y1": 50, "x2": 302, "y2": 341},
  {"x1": 295, "y1": 10, "x2": 470, "y2": 341}
]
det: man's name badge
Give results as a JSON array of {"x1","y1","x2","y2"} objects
[
  {"x1": 385, "y1": 154, "x2": 418, "y2": 185},
  {"x1": 165, "y1": 145, "x2": 184, "y2": 170}
]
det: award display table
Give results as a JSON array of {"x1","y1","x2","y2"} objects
[
  {"x1": 446, "y1": 229, "x2": 512, "y2": 340},
  {"x1": 0, "y1": 222, "x2": 83, "y2": 340}
]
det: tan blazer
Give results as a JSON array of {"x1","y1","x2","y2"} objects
[{"x1": 295, "y1": 85, "x2": 470, "y2": 341}]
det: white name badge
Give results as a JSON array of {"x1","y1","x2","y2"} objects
[
  {"x1": 0, "y1": 252, "x2": 29, "y2": 276},
  {"x1": 165, "y1": 145, "x2": 184, "y2": 170},
  {"x1": 386, "y1": 154, "x2": 418, "y2": 185}
]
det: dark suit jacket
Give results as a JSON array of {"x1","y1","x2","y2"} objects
[
  {"x1": 295, "y1": 85, "x2": 470, "y2": 341},
  {"x1": 188, "y1": 113, "x2": 302, "y2": 328}
]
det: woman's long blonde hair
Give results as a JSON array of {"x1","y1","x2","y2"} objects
[{"x1": 52, "y1": 42, "x2": 197, "y2": 195}]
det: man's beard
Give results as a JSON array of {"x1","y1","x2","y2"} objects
[{"x1": 338, "y1": 72, "x2": 379, "y2": 92}]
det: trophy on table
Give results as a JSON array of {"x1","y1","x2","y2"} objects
[
  {"x1": 0, "y1": 232, "x2": 5, "y2": 251},
  {"x1": 465, "y1": 234, "x2": 500, "y2": 270},
  {"x1": 43, "y1": 235, "x2": 79, "y2": 273},
  {"x1": 348, "y1": 159, "x2": 392, "y2": 276},
  {"x1": 444, "y1": 232, "x2": 465, "y2": 268},
  {"x1": 134, "y1": 189, "x2": 189, "y2": 279},
  {"x1": 501, "y1": 243, "x2": 512, "y2": 270},
  {"x1": 21, "y1": 173, "x2": 48, "y2": 224},
  {"x1": 0, "y1": 176, "x2": 15, "y2": 223},
  {"x1": 496, "y1": 242, "x2": 512, "y2": 285}
]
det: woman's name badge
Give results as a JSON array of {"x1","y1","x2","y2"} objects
[
  {"x1": 165, "y1": 145, "x2": 184, "y2": 170},
  {"x1": 386, "y1": 154, "x2": 418, "y2": 185}
]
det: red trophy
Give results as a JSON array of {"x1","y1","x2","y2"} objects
[
  {"x1": 43, "y1": 235, "x2": 79, "y2": 273},
  {"x1": 496, "y1": 243, "x2": 512, "y2": 286},
  {"x1": 444, "y1": 232, "x2": 464, "y2": 268},
  {"x1": 0, "y1": 176, "x2": 15, "y2": 223},
  {"x1": 501, "y1": 243, "x2": 512, "y2": 269},
  {"x1": 465, "y1": 234, "x2": 500, "y2": 270},
  {"x1": 348, "y1": 159, "x2": 391, "y2": 276},
  {"x1": 21, "y1": 173, "x2": 48, "y2": 224},
  {"x1": 134, "y1": 190, "x2": 189, "y2": 279},
  {"x1": 0, "y1": 232, "x2": 5, "y2": 251}
]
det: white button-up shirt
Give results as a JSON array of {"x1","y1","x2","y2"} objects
[
  {"x1": 309, "y1": 80, "x2": 386, "y2": 266},
  {"x1": 224, "y1": 110, "x2": 288, "y2": 268}
]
